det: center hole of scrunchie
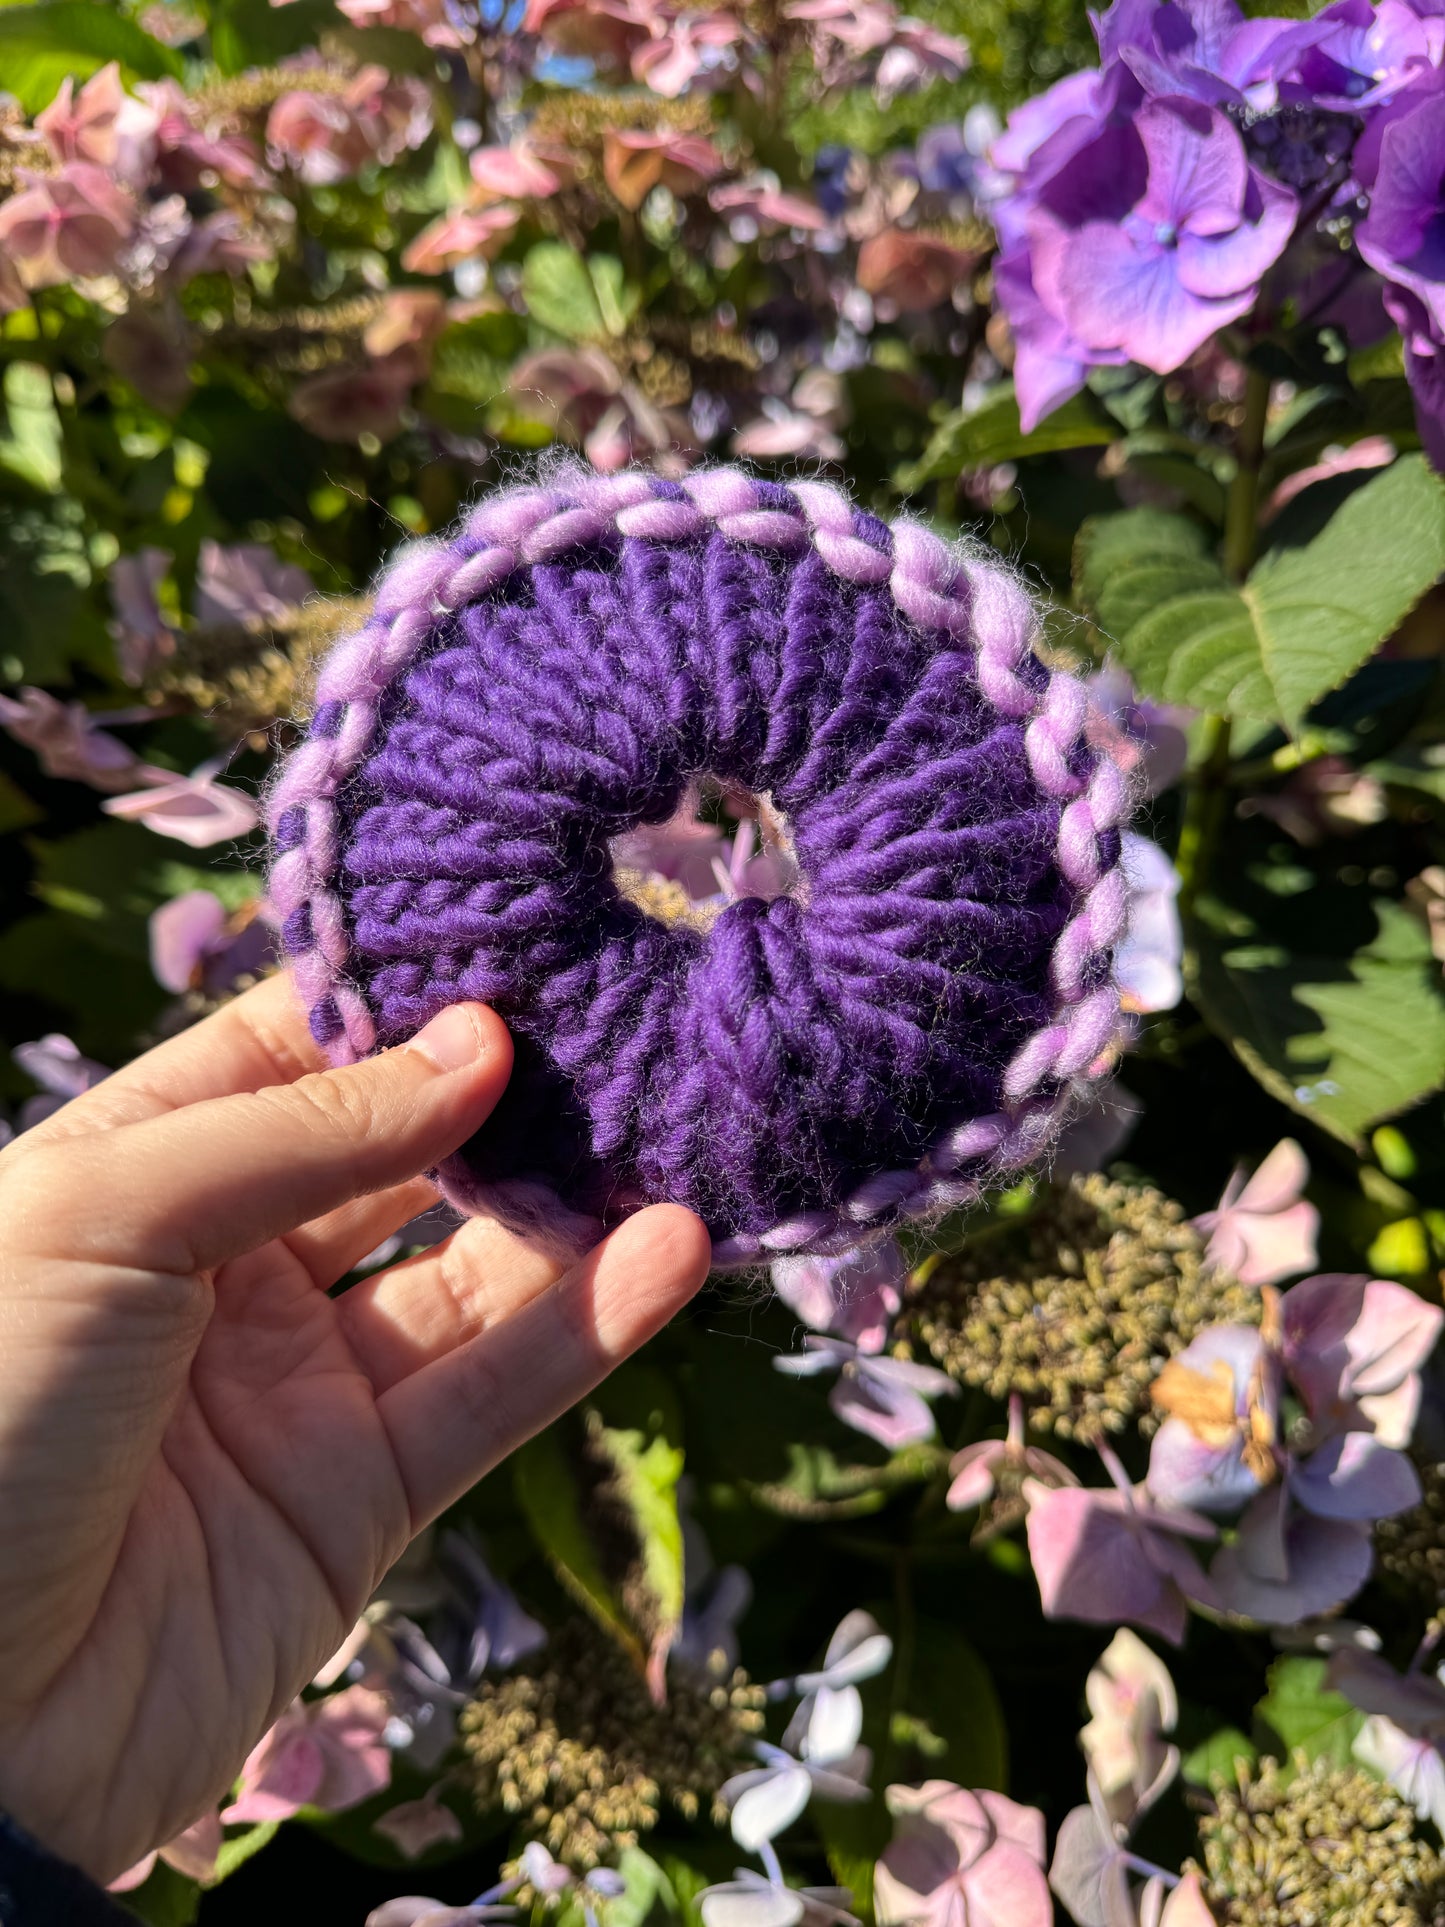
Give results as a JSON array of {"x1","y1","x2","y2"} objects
[{"x1": 608, "y1": 779, "x2": 803, "y2": 930}]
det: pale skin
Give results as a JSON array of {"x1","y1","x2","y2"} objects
[{"x1": 0, "y1": 973, "x2": 711, "y2": 1884}]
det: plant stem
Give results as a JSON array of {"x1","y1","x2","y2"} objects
[
  {"x1": 1222, "y1": 362, "x2": 1271, "y2": 586},
  {"x1": 1177, "y1": 366, "x2": 1272, "y2": 918}
]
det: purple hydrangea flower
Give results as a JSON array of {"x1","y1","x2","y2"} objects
[
  {"x1": 1029, "y1": 98, "x2": 1297, "y2": 380},
  {"x1": 148, "y1": 889, "x2": 277, "y2": 997},
  {"x1": 1144, "y1": 1273, "x2": 1441, "y2": 1623},
  {"x1": 12, "y1": 1034, "x2": 109, "y2": 1129},
  {"x1": 1287, "y1": 0, "x2": 1441, "y2": 109},
  {"x1": 1357, "y1": 88, "x2": 1445, "y2": 336}
]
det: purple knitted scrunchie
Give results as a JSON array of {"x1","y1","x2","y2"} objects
[{"x1": 268, "y1": 465, "x2": 1134, "y2": 1268}]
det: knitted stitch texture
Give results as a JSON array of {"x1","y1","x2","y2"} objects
[{"x1": 268, "y1": 464, "x2": 1134, "y2": 1267}]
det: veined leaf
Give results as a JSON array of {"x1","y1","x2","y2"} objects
[
  {"x1": 897, "y1": 384, "x2": 1116, "y2": 488},
  {"x1": 1118, "y1": 456, "x2": 1445, "y2": 726},
  {"x1": 521, "y1": 243, "x2": 617, "y2": 341},
  {"x1": 0, "y1": 362, "x2": 63, "y2": 493},
  {"x1": 1074, "y1": 507, "x2": 1223, "y2": 642},
  {"x1": 513, "y1": 1407, "x2": 686, "y2": 1677},
  {"x1": 0, "y1": 2, "x2": 180, "y2": 108},
  {"x1": 1255, "y1": 1657, "x2": 1363, "y2": 1776},
  {"x1": 1191, "y1": 896, "x2": 1445, "y2": 1146},
  {"x1": 514, "y1": 1424, "x2": 642, "y2": 1660}
]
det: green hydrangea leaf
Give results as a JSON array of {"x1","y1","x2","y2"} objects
[
  {"x1": 1073, "y1": 507, "x2": 1225, "y2": 642},
  {"x1": 522, "y1": 243, "x2": 607, "y2": 342},
  {"x1": 0, "y1": 2, "x2": 180, "y2": 108},
  {"x1": 1118, "y1": 456, "x2": 1445, "y2": 725},
  {"x1": 513, "y1": 1409, "x2": 685, "y2": 1675},
  {"x1": 1182, "y1": 1725, "x2": 1259, "y2": 1788},
  {"x1": 897, "y1": 384, "x2": 1116, "y2": 488},
  {"x1": 1191, "y1": 882, "x2": 1445, "y2": 1146},
  {"x1": 1255, "y1": 1657, "x2": 1364, "y2": 1775}
]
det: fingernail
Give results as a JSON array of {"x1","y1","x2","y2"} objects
[{"x1": 410, "y1": 1004, "x2": 485, "y2": 1072}]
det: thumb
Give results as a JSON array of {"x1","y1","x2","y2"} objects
[{"x1": 39, "y1": 1004, "x2": 514, "y2": 1275}]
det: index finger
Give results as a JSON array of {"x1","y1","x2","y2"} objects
[{"x1": 15, "y1": 971, "x2": 327, "y2": 1150}]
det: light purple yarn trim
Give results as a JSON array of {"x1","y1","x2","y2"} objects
[{"x1": 267, "y1": 463, "x2": 1135, "y2": 1269}]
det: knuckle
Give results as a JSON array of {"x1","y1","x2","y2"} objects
[{"x1": 281, "y1": 1066, "x2": 380, "y2": 1147}]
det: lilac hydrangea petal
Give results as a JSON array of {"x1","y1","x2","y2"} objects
[
  {"x1": 1023, "y1": 1484, "x2": 1194, "y2": 1643},
  {"x1": 829, "y1": 1374, "x2": 937, "y2": 1449},
  {"x1": 1347, "y1": 1278, "x2": 1444, "y2": 1396},
  {"x1": 149, "y1": 888, "x2": 229, "y2": 994},
  {"x1": 1327, "y1": 1646, "x2": 1445, "y2": 1731},
  {"x1": 1211, "y1": 1504, "x2": 1374, "y2": 1622},
  {"x1": 1146, "y1": 1417, "x2": 1260, "y2": 1514},
  {"x1": 1134, "y1": 97, "x2": 1248, "y2": 236},
  {"x1": 1045, "y1": 221, "x2": 1247, "y2": 371},
  {"x1": 1291, "y1": 1431, "x2": 1422, "y2": 1520},
  {"x1": 1176, "y1": 168, "x2": 1297, "y2": 297},
  {"x1": 800, "y1": 1610, "x2": 893, "y2": 1689},
  {"x1": 1357, "y1": 94, "x2": 1445, "y2": 334},
  {"x1": 798, "y1": 1684, "x2": 864, "y2": 1764},
  {"x1": 1046, "y1": 1800, "x2": 1134, "y2": 1927}
]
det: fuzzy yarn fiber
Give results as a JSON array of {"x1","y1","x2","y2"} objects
[{"x1": 268, "y1": 465, "x2": 1134, "y2": 1267}]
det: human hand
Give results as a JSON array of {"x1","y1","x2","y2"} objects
[{"x1": 0, "y1": 974, "x2": 710, "y2": 1883}]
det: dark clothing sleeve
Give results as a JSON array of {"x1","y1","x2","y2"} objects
[{"x1": 0, "y1": 1813, "x2": 135, "y2": 1926}]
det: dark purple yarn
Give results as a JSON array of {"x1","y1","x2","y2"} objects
[{"x1": 269, "y1": 467, "x2": 1132, "y2": 1265}]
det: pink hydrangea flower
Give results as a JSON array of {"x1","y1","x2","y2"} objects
[
  {"x1": 875, "y1": 1781, "x2": 1051, "y2": 1927},
  {"x1": 774, "y1": 1334, "x2": 958, "y2": 1449},
  {"x1": 946, "y1": 1392, "x2": 1077, "y2": 1516},
  {"x1": 470, "y1": 141, "x2": 568, "y2": 200},
  {"x1": 631, "y1": 8, "x2": 745, "y2": 95},
  {"x1": 1192, "y1": 1138, "x2": 1319, "y2": 1288},
  {"x1": 1024, "y1": 1445, "x2": 1218, "y2": 1645},
  {"x1": 102, "y1": 758, "x2": 261, "y2": 847},
  {"x1": 135, "y1": 78, "x2": 272, "y2": 193},
  {"x1": 875, "y1": 18, "x2": 970, "y2": 100},
  {"x1": 770, "y1": 1237, "x2": 906, "y2": 1351},
  {"x1": 13, "y1": 1034, "x2": 110, "y2": 1129},
  {"x1": 371, "y1": 1791, "x2": 466, "y2": 1858},
  {"x1": 0, "y1": 163, "x2": 137, "y2": 287},
  {"x1": 785, "y1": 0, "x2": 896, "y2": 56},
  {"x1": 402, "y1": 204, "x2": 520, "y2": 274},
  {"x1": 149, "y1": 889, "x2": 277, "y2": 996},
  {"x1": 107, "y1": 1811, "x2": 223, "y2": 1893},
  {"x1": 222, "y1": 1684, "x2": 393, "y2": 1824},
  {"x1": 1330, "y1": 1646, "x2": 1445, "y2": 1834},
  {"x1": 1051, "y1": 1769, "x2": 1214, "y2": 1927},
  {"x1": 731, "y1": 401, "x2": 846, "y2": 463},
  {"x1": 333, "y1": 0, "x2": 464, "y2": 45},
  {"x1": 267, "y1": 68, "x2": 431, "y2": 185},
  {"x1": 710, "y1": 176, "x2": 829, "y2": 232},
  {"x1": 193, "y1": 539, "x2": 312, "y2": 626},
  {"x1": 0, "y1": 687, "x2": 144, "y2": 791},
  {"x1": 36, "y1": 62, "x2": 159, "y2": 185},
  {"x1": 601, "y1": 128, "x2": 724, "y2": 209},
  {"x1": 1115, "y1": 833, "x2": 1183, "y2": 1015},
  {"x1": 1282, "y1": 1271, "x2": 1444, "y2": 1448},
  {"x1": 108, "y1": 547, "x2": 175, "y2": 683}
]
